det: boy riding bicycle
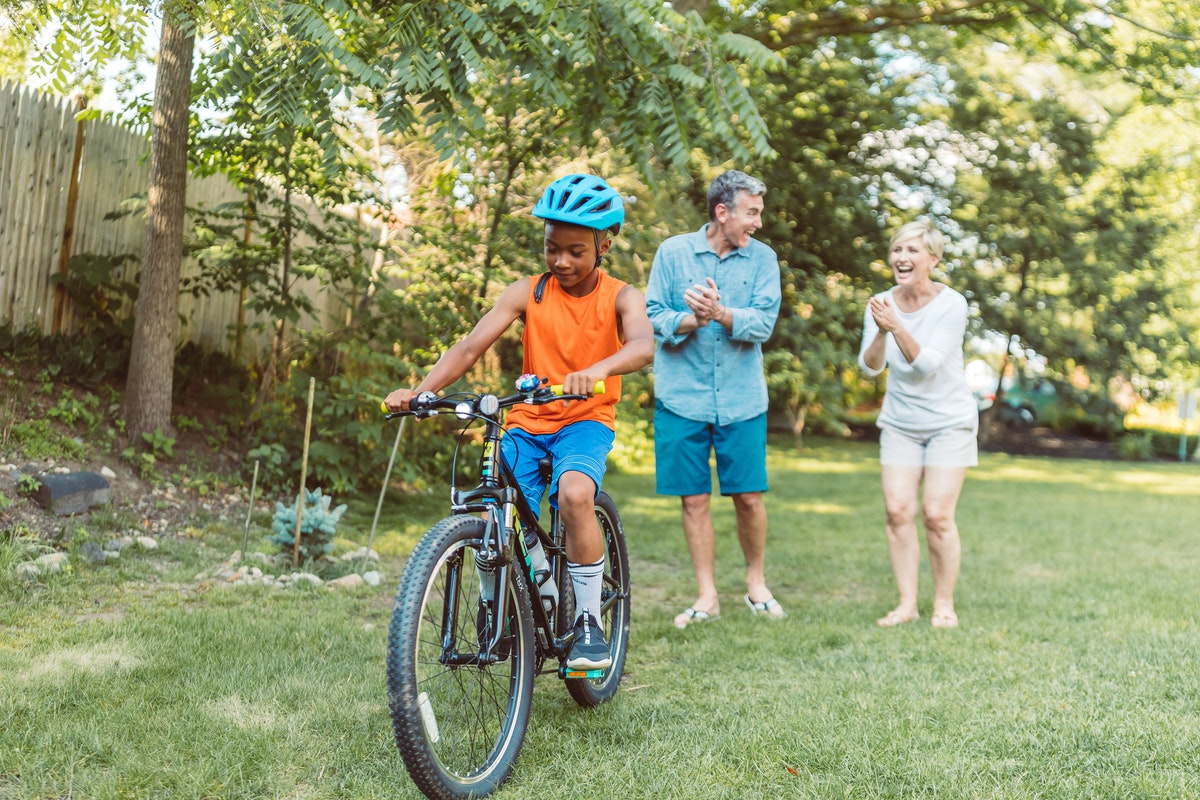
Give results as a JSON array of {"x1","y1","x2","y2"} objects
[{"x1": 384, "y1": 173, "x2": 654, "y2": 669}]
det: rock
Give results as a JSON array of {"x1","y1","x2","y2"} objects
[
  {"x1": 292, "y1": 572, "x2": 323, "y2": 587},
  {"x1": 80, "y1": 541, "x2": 108, "y2": 564},
  {"x1": 16, "y1": 563, "x2": 40, "y2": 581},
  {"x1": 34, "y1": 552, "x2": 70, "y2": 574},
  {"x1": 328, "y1": 573, "x2": 365, "y2": 589},
  {"x1": 104, "y1": 536, "x2": 135, "y2": 552},
  {"x1": 136, "y1": 536, "x2": 158, "y2": 550},
  {"x1": 341, "y1": 547, "x2": 379, "y2": 562},
  {"x1": 362, "y1": 570, "x2": 383, "y2": 587},
  {"x1": 100, "y1": 466, "x2": 117, "y2": 479},
  {"x1": 31, "y1": 471, "x2": 112, "y2": 515}
]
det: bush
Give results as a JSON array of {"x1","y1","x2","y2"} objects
[
  {"x1": 1117, "y1": 432, "x2": 1156, "y2": 461},
  {"x1": 270, "y1": 487, "x2": 348, "y2": 562},
  {"x1": 1118, "y1": 429, "x2": 1198, "y2": 461}
]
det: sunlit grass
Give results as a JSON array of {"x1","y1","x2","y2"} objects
[{"x1": 2, "y1": 439, "x2": 1199, "y2": 799}]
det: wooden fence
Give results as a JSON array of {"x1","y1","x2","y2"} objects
[{"x1": 0, "y1": 80, "x2": 375, "y2": 361}]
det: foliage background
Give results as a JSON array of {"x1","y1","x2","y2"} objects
[{"x1": 0, "y1": 0, "x2": 1197, "y2": 490}]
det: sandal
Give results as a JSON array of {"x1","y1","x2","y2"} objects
[
  {"x1": 743, "y1": 594, "x2": 786, "y2": 620},
  {"x1": 876, "y1": 608, "x2": 919, "y2": 628},
  {"x1": 931, "y1": 610, "x2": 959, "y2": 629},
  {"x1": 674, "y1": 607, "x2": 719, "y2": 629}
]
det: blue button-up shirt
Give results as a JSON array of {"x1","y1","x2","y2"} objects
[{"x1": 645, "y1": 225, "x2": 781, "y2": 425}]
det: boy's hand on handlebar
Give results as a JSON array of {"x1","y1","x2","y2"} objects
[
  {"x1": 384, "y1": 388, "x2": 418, "y2": 412},
  {"x1": 560, "y1": 372, "x2": 605, "y2": 401}
]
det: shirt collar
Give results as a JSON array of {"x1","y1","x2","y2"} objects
[{"x1": 691, "y1": 223, "x2": 749, "y2": 259}]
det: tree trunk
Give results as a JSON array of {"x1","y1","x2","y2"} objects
[{"x1": 122, "y1": 14, "x2": 195, "y2": 440}]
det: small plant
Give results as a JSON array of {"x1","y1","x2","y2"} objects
[
  {"x1": 121, "y1": 446, "x2": 158, "y2": 479},
  {"x1": 8, "y1": 419, "x2": 87, "y2": 461},
  {"x1": 35, "y1": 365, "x2": 61, "y2": 395},
  {"x1": 247, "y1": 442, "x2": 291, "y2": 490},
  {"x1": 16, "y1": 473, "x2": 40, "y2": 496},
  {"x1": 47, "y1": 393, "x2": 100, "y2": 431},
  {"x1": 122, "y1": 428, "x2": 176, "y2": 480},
  {"x1": 174, "y1": 415, "x2": 202, "y2": 433},
  {"x1": 270, "y1": 487, "x2": 347, "y2": 563},
  {"x1": 142, "y1": 428, "x2": 176, "y2": 459}
]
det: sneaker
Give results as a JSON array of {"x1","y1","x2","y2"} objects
[
  {"x1": 476, "y1": 601, "x2": 510, "y2": 661},
  {"x1": 566, "y1": 611, "x2": 611, "y2": 670}
]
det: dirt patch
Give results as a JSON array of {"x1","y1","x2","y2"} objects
[{"x1": 1, "y1": 356, "x2": 250, "y2": 545}]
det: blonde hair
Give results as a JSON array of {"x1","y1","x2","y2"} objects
[{"x1": 889, "y1": 219, "x2": 944, "y2": 260}]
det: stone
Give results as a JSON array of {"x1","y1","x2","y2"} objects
[
  {"x1": 362, "y1": 570, "x2": 383, "y2": 587},
  {"x1": 34, "y1": 552, "x2": 70, "y2": 574},
  {"x1": 31, "y1": 471, "x2": 112, "y2": 515},
  {"x1": 16, "y1": 563, "x2": 40, "y2": 581},
  {"x1": 328, "y1": 573, "x2": 365, "y2": 589},
  {"x1": 80, "y1": 541, "x2": 107, "y2": 564},
  {"x1": 104, "y1": 536, "x2": 135, "y2": 552}
]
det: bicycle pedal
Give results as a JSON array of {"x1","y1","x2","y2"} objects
[{"x1": 559, "y1": 666, "x2": 604, "y2": 679}]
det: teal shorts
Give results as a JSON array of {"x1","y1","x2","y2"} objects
[
  {"x1": 653, "y1": 401, "x2": 768, "y2": 496},
  {"x1": 500, "y1": 421, "x2": 613, "y2": 519}
]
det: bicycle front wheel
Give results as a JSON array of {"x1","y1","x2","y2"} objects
[
  {"x1": 387, "y1": 515, "x2": 536, "y2": 800},
  {"x1": 566, "y1": 491, "x2": 631, "y2": 707}
]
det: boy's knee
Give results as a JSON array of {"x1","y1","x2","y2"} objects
[{"x1": 557, "y1": 476, "x2": 596, "y2": 510}]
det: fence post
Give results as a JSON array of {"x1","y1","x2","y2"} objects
[{"x1": 51, "y1": 94, "x2": 88, "y2": 334}]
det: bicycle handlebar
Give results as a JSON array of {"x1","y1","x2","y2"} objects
[{"x1": 380, "y1": 377, "x2": 605, "y2": 418}]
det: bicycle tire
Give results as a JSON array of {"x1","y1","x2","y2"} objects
[
  {"x1": 387, "y1": 515, "x2": 536, "y2": 800},
  {"x1": 566, "y1": 491, "x2": 631, "y2": 707}
]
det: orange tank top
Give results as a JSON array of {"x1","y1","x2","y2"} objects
[{"x1": 505, "y1": 271, "x2": 625, "y2": 435}]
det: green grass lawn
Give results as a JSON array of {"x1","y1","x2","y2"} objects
[{"x1": 3, "y1": 437, "x2": 1200, "y2": 799}]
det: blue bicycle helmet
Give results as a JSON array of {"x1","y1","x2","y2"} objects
[{"x1": 533, "y1": 174, "x2": 624, "y2": 234}]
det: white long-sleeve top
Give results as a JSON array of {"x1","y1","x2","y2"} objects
[{"x1": 858, "y1": 286, "x2": 978, "y2": 434}]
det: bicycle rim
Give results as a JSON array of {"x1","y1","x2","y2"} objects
[
  {"x1": 387, "y1": 516, "x2": 535, "y2": 799},
  {"x1": 566, "y1": 492, "x2": 631, "y2": 707}
]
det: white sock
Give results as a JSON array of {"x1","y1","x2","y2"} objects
[{"x1": 567, "y1": 556, "x2": 605, "y2": 622}]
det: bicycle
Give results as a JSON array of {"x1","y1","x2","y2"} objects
[{"x1": 383, "y1": 374, "x2": 632, "y2": 800}]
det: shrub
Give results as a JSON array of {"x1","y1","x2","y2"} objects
[
  {"x1": 1118, "y1": 428, "x2": 1198, "y2": 461},
  {"x1": 270, "y1": 488, "x2": 347, "y2": 562},
  {"x1": 1117, "y1": 432, "x2": 1156, "y2": 461}
]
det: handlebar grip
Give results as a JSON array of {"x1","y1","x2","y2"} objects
[{"x1": 548, "y1": 381, "x2": 606, "y2": 395}]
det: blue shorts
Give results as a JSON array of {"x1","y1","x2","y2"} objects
[
  {"x1": 653, "y1": 401, "x2": 768, "y2": 496},
  {"x1": 500, "y1": 421, "x2": 614, "y2": 519}
]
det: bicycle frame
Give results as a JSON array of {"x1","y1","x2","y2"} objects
[
  {"x1": 394, "y1": 385, "x2": 586, "y2": 669},
  {"x1": 385, "y1": 378, "x2": 633, "y2": 800}
]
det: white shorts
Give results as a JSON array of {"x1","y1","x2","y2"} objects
[{"x1": 879, "y1": 424, "x2": 978, "y2": 468}]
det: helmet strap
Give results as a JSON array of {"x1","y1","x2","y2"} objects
[{"x1": 593, "y1": 230, "x2": 604, "y2": 268}]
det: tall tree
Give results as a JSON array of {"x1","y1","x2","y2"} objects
[{"x1": 121, "y1": 6, "x2": 194, "y2": 437}]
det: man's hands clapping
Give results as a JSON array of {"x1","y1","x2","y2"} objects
[{"x1": 685, "y1": 277, "x2": 724, "y2": 325}]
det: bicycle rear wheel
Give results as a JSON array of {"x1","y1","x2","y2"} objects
[
  {"x1": 387, "y1": 515, "x2": 535, "y2": 800},
  {"x1": 566, "y1": 491, "x2": 631, "y2": 707}
]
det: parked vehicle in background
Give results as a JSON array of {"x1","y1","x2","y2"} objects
[{"x1": 976, "y1": 378, "x2": 1060, "y2": 426}]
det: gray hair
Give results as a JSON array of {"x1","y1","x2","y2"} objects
[
  {"x1": 889, "y1": 219, "x2": 945, "y2": 260},
  {"x1": 707, "y1": 170, "x2": 767, "y2": 221}
]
